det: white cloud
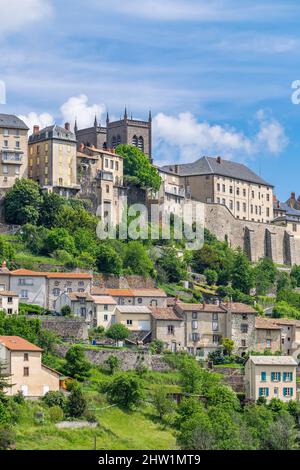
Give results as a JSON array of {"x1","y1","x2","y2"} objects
[
  {"x1": 18, "y1": 111, "x2": 54, "y2": 134},
  {"x1": 0, "y1": 0, "x2": 52, "y2": 35},
  {"x1": 153, "y1": 111, "x2": 288, "y2": 165},
  {"x1": 60, "y1": 95, "x2": 106, "y2": 130}
]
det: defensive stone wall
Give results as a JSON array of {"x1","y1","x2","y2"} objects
[{"x1": 204, "y1": 203, "x2": 300, "y2": 265}]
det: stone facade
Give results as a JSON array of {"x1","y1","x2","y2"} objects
[
  {"x1": 40, "y1": 317, "x2": 89, "y2": 341},
  {"x1": 227, "y1": 309, "x2": 256, "y2": 353}
]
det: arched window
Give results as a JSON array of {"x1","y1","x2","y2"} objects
[
  {"x1": 138, "y1": 136, "x2": 144, "y2": 152},
  {"x1": 132, "y1": 135, "x2": 138, "y2": 147},
  {"x1": 117, "y1": 135, "x2": 121, "y2": 146},
  {"x1": 112, "y1": 136, "x2": 117, "y2": 148}
]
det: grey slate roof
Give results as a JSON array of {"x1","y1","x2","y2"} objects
[
  {"x1": 162, "y1": 156, "x2": 273, "y2": 187},
  {"x1": 248, "y1": 356, "x2": 297, "y2": 366},
  {"x1": 0, "y1": 114, "x2": 28, "y2": 130},
  {"x1": 28, "y1": 124, "x2": 76, "y2": 143}
]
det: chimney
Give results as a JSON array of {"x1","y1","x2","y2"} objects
[
  {"x1": 64, "y1": 122, "x2": 70, "y2": 131},
  {"x1": 174, "y1": 164, "x2": 179, "y2": 174},
  {"x1": 33, "y1": 125, "x2": 39, "y2": 134},
  {"x1": 216, "y1": 156, "x2": 221, "y2": 164},
  {"x1": 291, "y1": 192, "x2": 296, "y2": 200}
]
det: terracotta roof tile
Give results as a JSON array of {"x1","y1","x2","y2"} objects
[
  {"x1": 176, "y1": 302, "x2": 226, "y2": 313},
  {"x1": 10, "y1": 269, "x2": 92, "y2": 279},
  {"x1": 150, "y1": 307, "x2": 183, "y2": 321},
  {"x1": 255, "y1": 317, "x2": 281, "y2": 330},
  {"x1": 0, "y1": 336, "x2": 43, "y2": 351}
]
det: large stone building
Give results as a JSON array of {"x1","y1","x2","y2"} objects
[
  {"x1": 75, "y1": 110, "x2": 152, "y2": 160},
  {"x1": 162, "y1": 156, "x2": 274, "y2": 223},
  {"x1": 0, "y1": 114, "x2": 28, "y2": 199},
  {"x1": 28, "y1": 123, "x2": 79, "y2": 197},
  {"x1": 77, "y1": 144, "x2": 125, "y2": 225}
]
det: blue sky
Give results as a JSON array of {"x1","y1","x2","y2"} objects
[{"x1": 1, "y1": 0, "x2": 300, "y2": 199}]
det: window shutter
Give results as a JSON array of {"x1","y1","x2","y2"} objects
[
  {"x1": 291, "y1": 388, "x2": 293, "y2": 397},
  {"x1": 271, "y1": 372, "x2": 275, "y2": 381},
  {"x1": 283, "y1": 388, "x2": 287, "y2": 397},
  {"x1": 283, "y1": 372, "x2": 287, "y2": 382},
  {"x1": 266, "y1": 388, "x2": 269, "y2": 397}
]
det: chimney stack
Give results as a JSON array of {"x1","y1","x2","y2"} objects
[
  {"x1": 33, "y1": 125, "x2": 40, "y2": 134},
  {"x1": 64, "y1": 122, "x2": 70, "y2": 131},
  {"x1": 216, "y1": 156, "x2": 221, "y2": 164},
  {"x1": 174, "y1": 164, "x2": 179, "y2": 174}
]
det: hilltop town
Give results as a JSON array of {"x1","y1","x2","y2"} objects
[{"x1": 1, "y1": 111, "x2": 300, "y2": 450}]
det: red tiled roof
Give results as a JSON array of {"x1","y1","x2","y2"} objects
[
  {"x1": 176, "y1": 302, "x2": 226, "y2": 313},
  {"x1": 255, "y1": 317, "x2": 281, "y2": 330},
  {"x1": 222, "y1": 302, "x2": 257, "y2": 314},
  {"x1": 0, "y1": 336, "x2": 43, "y2": 351},
  {"x1": 150, "y1": 307, "x2": 183, "y2": 321},
  {"x1": 10, "y1": 269, "x2": 92, "y2": 279}
]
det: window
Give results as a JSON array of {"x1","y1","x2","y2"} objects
[
  {"x1": 80, "y1": 307, "x2": 86, "y2": 317},
  {"x1": 212, "y1": 321, "x2": 219, "y2": 331},
  {"x1": 3, "y1": 165, "x2": 8, "y2": 174},
  {"x1": 138, "y1": 136, "x2": 144, "y2": 152},
  {"x1": 283, "y1": 372, "x2": 293, "y2": 382},
  {"x1": 137, "y1": 298, "x2": 142, "y2": 304},
  {"x1": 229, "y1": 186, "x2": 233, "y2": 194},
  {"x1": 24, "y1": 353, "x2": 29, "y2": 361},
  {"x1": 7, "y1": 308, "x2": 12, "y2": 315},
  {"x1": 7, "y1": 297, "x2": 12, "y2": 303},
  {"x1": 52, "y1": 288, "x2": 60, "y2": 296},
  {"x1": 116, "y1": 161, "x2": 119, "y2": 171},
  {"x1": 271, "y1": 372, "x2": 281, "y2": 382},
  {"x1": 192, "y1": 312, "x2": 198, "y2": 320},
  {"x1": 106, "y1": 185, "x2": 110, "y2": 193},
  {"x1": 222, "y1": 198, "x2": 225, "y2": 205},
  {"x1": 23, "y1": 367, "x2": 29, "y2": 377},
  {"x1": 241, "y1": 339, "x2": 246, "y2": 348},
  {"x1": 127, "y1": 320, "x2": 133, "y2": 326},
  {"x1": 283, "y1": 388, "x2": 293, "y2": 397},
  {"x1": 266, "y1": 339, "x2": 271, "y2": 349},
  {"x1": 150, "y1": 300, "x2": 157, "y2": 307},
  {"x1": 229, "y1": 200, "x2": 233, "y2": 210},
  {"x1": 261, "y1": 371, "x2": 266, "y2": 382},
  {"x1": 191, "y1": 333, "x2": 200, "y2": 342},
  {"x1": 259, "y1": 387, "x2": 269, "y2": 397},
  {"x1": 15, "y1": 141, "x2": 20, "y2": 148},
  {"x1": 266, "y1": 208, "x2": 270, "y2": 217},
  {"x1": 243, "y1": 203, "x2": 246, "y2": 212},
  {"x1": 236, "y1": 188, "x2": 240, "y2": 196},
  {"x1": 222, "y1": 184, "x2": 225, "y2": 192},
  {"x1": 3, "y1": 140, "x2": 8, "y2": 147},
  {"x1": 105, "y1": 159, "x2": 109, "y2": 168},
  {"x1": 252, "y1": 190, "x2": 255, "y2": 198},
  {"x1": 3, "y1": 129, "x2": 9, "y2": 136},
  {"x1": 241, "y1": 324, "x2": 248, "y2": 333},
  {"x1": 104, "y1": 314, "x2": 108, "y2": 321},
  {"x1": 78, "y1": 281, "x2": 84, "y2": 286},
  {"x1": 242, "y1": 313, "x2": 248, "y2": 320},
  {"x1": 21, "y1": 290, "x2": 28, "y2": 299},
  {"x1": 104, "y1": 305, "x2": 108, "y2": 311},
  {"x1": 236, "y1": 201, "x2": 240, "y2": 211},
  {"x1": 192, "y1": 320, "x2": 198, "y2": 330},
  {"x1": 213, "y1": 335, "x2": 219, "y2": 344},
  {"x1": 132, "y1": 135, "x2": 138, "y2": 147},
  {"x1": 168, "y1": 325, "x2": 175, "y2": 335},
  {"x1": 212, "y1": 313, "x2": 218, "y2": 321},
  {"x1": 243, "y1": 189, "x2": 246, "y2": 197}
]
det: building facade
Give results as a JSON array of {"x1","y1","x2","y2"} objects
[
  {"x1": 150, "y1": 307, "x2": 185, "y2": 352},
  {"x1": 255, "y1": 317, "x2": 282, "y2": 353},
  {"x1": 226, "y1": 302, "x2": 257, "y2": 353},
  {"x1": 0, "y1": 291, "x2": 19, "y2": 315},
  {"x1": 115, "y1": 306, "x2": 151, "y2": 331},
  {"x1": 162, "y1": 156, "x2": 274, "y2": 223},
  {"x1": 28, "y1": 123, "x2": 79, "y2": 197},
  {"x1": 245, "y1": 356, "x2": 297, "y2": 402},
  {"x1": 0, "y1": 336, "x2": 60, "y2": 397},
  {"x1": 0, "y1": 114, "x2": 28, "y2": 201}
]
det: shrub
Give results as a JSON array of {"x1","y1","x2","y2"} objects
[
  {"x1": 48, "y1": 405, "x2": 64, "y2": 423},
  {"x1": 67, "y1": 384, "x2": 87, "y2": 418},
  {"x1": 43, "y1": 391, "x2": 67, "y2": 410},
  {"x1": 105, "y1": 374, "x2": 144, "y2": 409}
]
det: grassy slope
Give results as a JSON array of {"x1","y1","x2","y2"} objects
[{"x1": 15, "y1": 404, "x2": 177, "y2": 450}]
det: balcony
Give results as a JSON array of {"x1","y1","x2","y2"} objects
[
  {"x1": 165, "y1": 185, "x2": 185, "y2": 198},
  {"x1": 1, "y1": 152, "x2": 23, "y2": 164},
  {"x1": 97, "y1": 170, "x2": 113, "y2": 182}
]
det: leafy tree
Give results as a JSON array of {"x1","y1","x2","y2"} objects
[
  {"x1": 156, "y1": 247, "x2": 186, "y2": 283},
  {"x1": 61, "y1": 305, "x2": 72, "y2": 317},
  {"x1": 116, "y1": 144, "x2": 161, "y2": 191},
  {"x1": 152, "y1": 387, "x2": 173, "y2": 420},
  {"x1": 208, "y1": 406, "x2": 251, "y2": 450},
  {"x1": 277, "y1": 272, "x2": 292, "y2": 292},
  {"x1": 105, "y1": 373, "x2": 144, "y2": 409},
  {"x1": 262, "y1": 413, "x2": 298, "y2": 450},
  {"x1": 46, "y1": 228, "x2": 76, "y2": 255},
  {"x1": 65, "y1": 346, "x2": 91, "y2": 381},
  {"x1": 4, "y1": 178, "x2": 43, "y2": 225},
  {"x1": 96, "y1": 243, "x2": 122, "y2": 275},
  {"x1": 39, "y1": 192, "x2": 64, "y2": 228},
  {"x1": 221, "y1": 337, "x2": 235, "y2": 356},
  {"x1": 123, "y1": 241, "x2": 154, "y2": 277},
  {"x1": 104, "y1": 355, "x2": 121, "y2": 374},
  {"x1": 37, "y1": 328, "x2": 59, "y2": 354},
  {"x1": 73, "y1": 228, "x2": 98, "y2": 255},
  {"x1": 43, "y1": 391, "x2": 67, "y2": 410},
  {"x1": 231, "y1": 248, "x2": 254, "y2": 294},
  {"x1": 66, "y1": 384, "x2": 87, "y2": 418},
  {"x1": 106, "y1": 324, "x2": 130, "y2": 343},
  {"x1": 177, "y1": 397, "x2": 205, "y2": 423},
  {"x1": 290, "y1": 265, "x2": 300, "y2": 287},
  {"x1": 177, "y1": 410, "x2": 215, "y2": 450},
  {"x1": 254, "y1": 258, "x2": 277, "y2": 295},
  {"x1": 150, "y1": 339, "x2": 165, "y2": 354},
  {"x1": 204, "y1": 268, "x2": 218, "y2": 286},
  {"x1": 0, "y1": 360, "x2": 12, "y2": 400},
  {"x1": 179, "y1": 356, "x2": 220, "y2": 394},
  {"x1": 206, "y1": 385, "x2": 240, "y2": 411},
  {"x1": 54, "y1": 204, "x2": 98, "y2": 233},
  {"x1": 19, "y1": 224, "x2": 49, "y2": 255},
  {"x1": 0, "y1": 237, "x2": 16, "y2": 265}
]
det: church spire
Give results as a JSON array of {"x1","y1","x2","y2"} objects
[
  {"x1": 148, "y1": 110, "x2": 152, "y2": 122},
  {"x1": 94, "y1": 114, "x2": 98, "y2": 127},
  {"x1": 106, "y1": 111, "x2": 109, "y2": 124},
  {"x1": 124, "y1": 107, "x2": 128, "y2": 120},
  {"x1": 74, "y1": 119, "x2": 78, "y2": 133}
]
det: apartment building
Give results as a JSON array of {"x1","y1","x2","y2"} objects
[
  {"x1": 28, "y1": 123, "x2": 79, "y2": 197},
  {"x1": 162, "y1": 156, "x2": 274, "y2": 223},
  {"x1": 153, "y1": 168, "x2": 186, "y2": 218},
  {"x1": 0, "y1": 336, "x2": 60, "y2": 397},
  {"x1": 0, "y1": 114, "x2": 28, "y2": 195},
  {"x1": 272, "y1": 319, "x2": 300, "y2": 356},
  {"x1": 245, "y1": 356, "x2": 297, "y2": 402},
  {"x1": 77, "y1": 144, "x2": 125, "y2": 225},
  {"x1": 0, "y1": 268, "x2": 92, "y2": 311},
  {"x1": 150, "y1": 307, "x2": 185, "y2": 352}
]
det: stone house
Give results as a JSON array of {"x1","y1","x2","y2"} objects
[
  {"x1": 225, "y1": 302, "x2": 257, "y2": 353},
  {"x1": 150, "y1": 307, "x2": 185, "y2": 352},
  {"x1": 92, "y1": 288, "x2": 167, "y2": 308},
  {"x1": 55, "y1": 291, "x2": 95, "y2": 324},
  {"x1": 272, "y1": 319, "x2": 300, "y2": 356},
  {"x1": 255, "y1": 317, "x2": 282, "y2": 353},
  {"x1": 174, "y1": 302, "x2": 227, "y2": 357},
  {"x1": 0, "y1": 291, "x2": 19, "y2": 314},
  {"x1": 245, "y1": 355, "x2": 297, "y2": 402},
  {"x1": 0, "y1": 336, "x2": 60, "y2": 397}
]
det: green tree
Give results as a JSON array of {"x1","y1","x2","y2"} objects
[
  {"x1": 254, "y1": 258, "x2": 277, "y2": 295},
  {"x1": 221, "y1": 337, "x2": 235, "y2": 356},
  {"x1": 46, "y1": 228, "x2": 76, "y2": 255},
  {"x1": 65, "y1": 346, "x2": 91, "y2": 381},
  {"x1": 204, "y1": 268, "x2": 218, "y2": 286},
  {"x1": 104, "y1": 355, "x2": 121, "y2": 374},
  {"x1": 262, "y1": 413, "x2": 298, "y2": 450},
  {"x1": 206, "y1": 385, "x2": 240, "y2": 410},
  {"x1": 4, "y1": 178, "x2": 43, "y2": 225},
  {"x1": 61, "y1": 305, "x2": 72, "y2": 317},
  {"x1": 231, "y1": 248, "x2": 254, "y2": 294},
  {"x1": 19, "y1": 224, "x2": 49, "y2": 255},
  {"x1": 116, "y1": 144, "x2": 161, "y2": 191},
  {"x1": 106, "y1": 324, "x2": 130, "y2": 343},
  {"x1": 277, "y1": 272, "x2": 292, "y2": 292},
  {"x1": 152, "y1": 387, "x2": 173, "y2": 420},
  {"x1": 123, "y1": 241, "x2": 154, "y2": 277},
  {"x1": 54, "y1": 204, "x2": 98, "y2": 233},
  {"x1": 0, "y1": 360, "x2": 12, "y2": 400},
  {"x1": 43, "y1": 391, "x2": 67, "y2": 410},
  {"x1": 290, "y1": 265, "x2": 300, "y2": 287},
  {"x1": 39, "y1": 192, "x2": 64, "y2": 228},
  {"x1": 105, "y1": 374, "x2": 144, "y2": 409},
  {"x1": 178, "y1": 410, "x2": 215, "y2": 450},
  {"x1": 157, "y1": 247, "x2": 187, "y2": 283},
  {"x1": 66, "y1": 384, "x2": 87, "y2": 418},
  {"x1": 96, "y1": 243, "x2": 123, "y2": 275}
]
